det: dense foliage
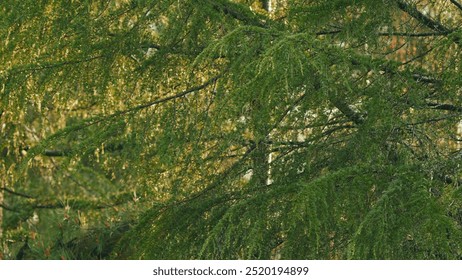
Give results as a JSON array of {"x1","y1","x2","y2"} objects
[{"x1": 1, "y1": 0, "x2": 462, "y2": 259}]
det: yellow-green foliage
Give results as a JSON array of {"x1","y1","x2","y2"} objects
[{"x1": 1, "y1": 0, "x2": 462, "y2": 259}]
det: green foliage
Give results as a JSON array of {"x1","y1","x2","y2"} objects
[{"x1": 1, "y1": 0, "x2": 462, "y2": 259}]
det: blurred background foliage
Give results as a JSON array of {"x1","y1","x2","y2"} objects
[{"x1": 1, "y1": 0, "x2": 462, "y2": 259}]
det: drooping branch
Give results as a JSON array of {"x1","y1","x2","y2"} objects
[{"x1": 24, "y1": 74, "x2": 223, "y2": 160}]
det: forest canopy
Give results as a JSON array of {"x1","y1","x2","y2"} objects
[{"x1": 1, "y1": 0, "x2": 462, "y2": 259}]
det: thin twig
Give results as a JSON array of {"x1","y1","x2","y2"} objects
[{"x1": 0, "y1": 187, "x2": 35, "y2": 199}]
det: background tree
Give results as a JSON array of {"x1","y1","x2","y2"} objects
[{"x1": 1, "y1": 0, "x2": 462, "y2": 259}]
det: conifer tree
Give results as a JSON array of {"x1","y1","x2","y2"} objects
[{"x1": 1, "y1": 0, "x2": 462, "y2": 259}]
